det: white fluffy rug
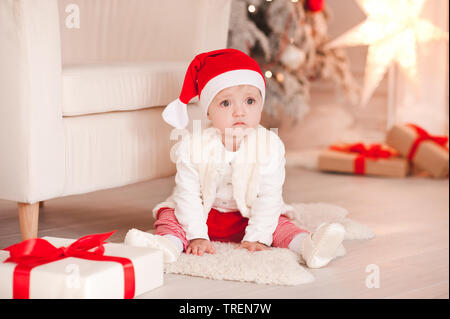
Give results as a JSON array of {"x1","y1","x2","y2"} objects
[{"x1": 164, "y1": 202, "x2": 375, "y2": 286}]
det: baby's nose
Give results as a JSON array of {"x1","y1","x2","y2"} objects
[{"x1": 233, "y1": 103, "x2": 246, "y2": 116}]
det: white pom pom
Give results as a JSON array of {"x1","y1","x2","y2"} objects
[{"x1": 162, "y1": 98, "x2": 189, "y2": 129}]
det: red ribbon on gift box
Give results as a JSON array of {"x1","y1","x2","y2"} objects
[
  {"x1": 2, "y1": 231, "x2": 135, "y2": 299},
  {"x1": 329, "y1": 143, "x2": 395, "y2": 175},
  {"x1": 406, "y1": 123, "x2": 449, "y2": 161}
]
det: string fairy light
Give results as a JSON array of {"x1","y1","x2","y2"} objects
[{"x1": 276, "y1": 72, "x2": 285, "y2": 83}]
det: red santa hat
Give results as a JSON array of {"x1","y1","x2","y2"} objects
[{"x1": 162, "y1": 48, "x2": 266, "y2": 129}]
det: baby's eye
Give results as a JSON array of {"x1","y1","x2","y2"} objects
[
  {"x1": 246, "y1": 98, "x2": 256, "y2": 105},
  {"x1": 220, "y1": 100, "x2": 230, "y2": 107}
]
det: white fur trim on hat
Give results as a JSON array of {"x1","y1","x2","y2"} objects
[
  {"x1": 199, "y1": 69, "x2": 266, "y2": 115},
  {"x1": 162, "y1": 98, "x2": 189, "y2": 129}
]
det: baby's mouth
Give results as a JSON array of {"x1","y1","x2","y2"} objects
[{"x1": 233, "y1": 121, "x2": 246, "y2": 126}]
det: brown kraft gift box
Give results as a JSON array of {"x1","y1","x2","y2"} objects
[
  {"x1": 318, "y1": 144, "x2": 410, "y2": 178},
  {"x1": 385, "y1": 124, "x2": 449, "y2": 178}
]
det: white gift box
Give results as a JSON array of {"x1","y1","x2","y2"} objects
[{"x1": 0, "y1": 236, "x2": 163, "y2": 299}]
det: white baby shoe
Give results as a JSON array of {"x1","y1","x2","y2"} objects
[
  {"x1": 301, "y1": 223, "x2": 345, "y2": 269},
  {"x1": 124, "y1": 228, "x2": 181, "y2": 263}
]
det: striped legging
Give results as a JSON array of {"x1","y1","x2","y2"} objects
[{"x1": 154, "y1": 207, "x2": 309, "y2": 251}]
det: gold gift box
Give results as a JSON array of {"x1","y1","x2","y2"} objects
[
  {"x1": 318, "y1": 144, "x2": 410, "y2": 178},
  {"x1": 385, "y1": 125, "x2": 449, "y2": 178}
]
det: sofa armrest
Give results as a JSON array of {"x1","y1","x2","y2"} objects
[
  {"x1": 0, "y1": 0, "x2": 65, "y2": 203},
  {"x1": 192, "y1": 0, "x2": 232, "y2": 55},
  {"x1": 58, "y1": 0, "x2": 232, "y2": 65}
]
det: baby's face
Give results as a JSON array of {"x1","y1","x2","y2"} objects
[{"x1": 207, "y1": 85, "x2": 263, "y2": 135}]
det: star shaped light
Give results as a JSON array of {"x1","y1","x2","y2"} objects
[{"x1": 326, "y1": 0, "x2": 449, "y2": 106}]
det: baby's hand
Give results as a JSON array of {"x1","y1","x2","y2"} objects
[
  {"x1": 237, "y1": 241, "x2": 270, "y2": 252},
  {"x1": 186, "y1": 238, "x2": 216, "y2": 256}
]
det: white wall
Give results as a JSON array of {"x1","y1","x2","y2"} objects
[{"x1": 392, "y1": 0, "x2": 449, "y2": 135}]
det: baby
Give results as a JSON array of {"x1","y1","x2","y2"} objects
[{"x1": 124, "y1": 48, "x2": 345, "y2": 268}]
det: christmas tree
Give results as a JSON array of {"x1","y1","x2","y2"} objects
[{"x1": 227, "y1": 0, "x2": 359, "y2": 126}]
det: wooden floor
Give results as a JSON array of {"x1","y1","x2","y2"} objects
[{"x1": 0, "y1": 168, "x2": 448, "y2": 299}]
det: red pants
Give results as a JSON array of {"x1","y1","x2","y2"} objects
[{"x1": 154, "y1": 207, "x2": 308, "y2": 251}]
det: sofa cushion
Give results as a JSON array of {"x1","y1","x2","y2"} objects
[
  {"x1": 62, "y1": 61, "x2": 190, "y2": 116},
  {"x1": 61, "y1": 107, "x2": 175, "y2": 196},
  {"x1": 60, "y1": 103, "x2": 203, "y2": 197}
]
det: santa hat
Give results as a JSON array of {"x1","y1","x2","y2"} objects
[{"x1": 162, "y1": 48, "x2": 266, "y2": 129}]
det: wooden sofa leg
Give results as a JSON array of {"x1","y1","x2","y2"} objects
[{"x1": 18, "y1": 202, "x2": 40, "y2": 240}]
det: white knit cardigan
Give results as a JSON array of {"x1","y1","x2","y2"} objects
[{"x1": 152, "y1": 125, "x2": 295, "y2": 246}]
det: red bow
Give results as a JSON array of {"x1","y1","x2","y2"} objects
[
  {"x1": 3, "y1": 231, "x2": 135, "y2": 299},
  {"x1": 330, "y1": 143, "x2": 395, "y2": 174},
  {"x1": 406, "y1": 124, "x2": 449, "y2": 161}
]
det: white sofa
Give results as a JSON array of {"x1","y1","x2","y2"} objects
[{"x1": 0, "y1": 0, "x2": 231, "y2": 239}]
